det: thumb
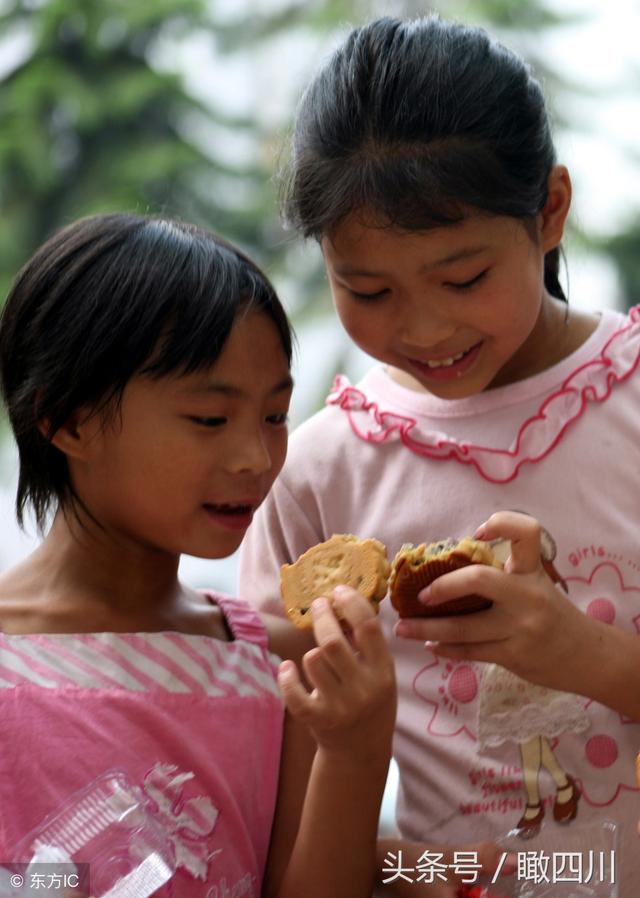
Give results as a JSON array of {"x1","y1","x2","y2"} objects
[{"x1": 475, "y1": 511, "x2": 543, "y2": 575}]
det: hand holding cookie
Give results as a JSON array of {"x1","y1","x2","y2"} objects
[
  {"x1": 280, "y1": 533, "x2": 390, "y2": 628},
  {"x1": 277, "y1": 586, "x2": 396, "y2": 762}
]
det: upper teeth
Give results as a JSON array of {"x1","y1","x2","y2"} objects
[{"x1": 425, "y1": 350, "x2": 466, "y2": 368}]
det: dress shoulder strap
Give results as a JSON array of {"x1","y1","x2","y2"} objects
[{"x1": 201, "y1": 591, "x2": 269, "y2": 649}]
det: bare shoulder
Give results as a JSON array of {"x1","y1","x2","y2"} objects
[
  {"x1": 262, "y1": 612, "x2": 315, "y2": 664},
  {"x1": 169, "y1": 587, "x2": 233, "y2": 641},
  {"x1": 0, "y1": 558, "x2": 44, "y2": 632}
]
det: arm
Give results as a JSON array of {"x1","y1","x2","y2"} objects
[
  {"x1": 264, "y1": 588, "x2": 396, "y2": 898},
  {"x1": 261, "y1": 614, "x2": 317, "y2": 895},
  {"x1": 263, "y1": 616, "x2": 509, "y2": 898},
  {"x1": 395, "y1": 511, "x2": 640, "y2": 720}
]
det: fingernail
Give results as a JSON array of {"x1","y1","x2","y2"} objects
[
  {"x1": 311, "y1": 597, "x2": 328, "y2": 613},
  {"x1": 395, "y1": 621, "x2": 410, "y2": 638},
  {"x1": 278, "y1": 660, "x2": 295, "y2": 678},
  {"x1": 417, "y1": 586, "x2": 432, "y2": 604},
  {"x1": 502, "y1": 851, "x2": 518, "y2": 875},
  {"x1": 473, "y1": 522, "x2": 489, "y2": 538},
  {"x1": 332, "y1": 584, "x2": 351, "y2": 599}
]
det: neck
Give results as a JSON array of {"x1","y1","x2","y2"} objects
[
  {"x1": 22, "y1": 510, "x2": 185, "y2": 625},
  {"x1": 489, "y1": 292, "x2": 570, "y2": 388},
  {"x1": 492, "y1": 293, "x2": 597, "y2": 388}
]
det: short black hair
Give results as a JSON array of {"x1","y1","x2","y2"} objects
[
  {"x1": 0, "y1": 212, "x2": 293, "y2": 530},
  {"x1": 282, "y1": 15, "x2": 565, "y2": 300}
]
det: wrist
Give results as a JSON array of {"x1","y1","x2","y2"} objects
[
  {"x1": 314, "y1": 740, "x2": 392, "y2": 775},
  {"x1": 572, "y1": 614, "x2": 640, "y2": 718}
]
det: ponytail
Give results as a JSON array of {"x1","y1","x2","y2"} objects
[{"x1": 544, "y1": 247, "x2": 567, "y2": 302}]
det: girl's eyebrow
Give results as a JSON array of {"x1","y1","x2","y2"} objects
[
  {"x1": 179, "y1": 375, "x2": 294, "y2": 398},
  {"x1": 427, "y1": 245, "x2": 488, "y2": 269},
  {"x1": 332, "y1": 245, "x2": 488, "y2": 278}
]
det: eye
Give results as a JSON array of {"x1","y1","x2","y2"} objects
[
  {"x1": 266, "y1": 413, "x2": 289, "y2": 426},
  {"x1": 190, "y1": 416, "x2": 226, "y2": 428},
  {"x1": 444, "y1": 270, "x2": 488, "y2": 291},
  {"x1": 348, "y1": 287, "x2": 390, "y2": 302}
]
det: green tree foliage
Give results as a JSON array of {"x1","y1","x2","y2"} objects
[
  {"x1": 0, "y1": 0, "x2": 274, "y2": 300},
  {"x1": 0, "y1": 0, "x2": 636, "y2": 348},
  {"x1": 605, "y1": 222, "x2": 640, "y2": 312}
]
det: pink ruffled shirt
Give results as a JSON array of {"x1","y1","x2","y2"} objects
[
  {"x1": 0, "y1": 595, "x2": 284, "y2": 898},
  {"x1": 239, "y1": 306, "x2": 640, "y2": 894}
]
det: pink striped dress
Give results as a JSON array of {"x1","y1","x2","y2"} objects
[{"x1": 0, "y1": 594, "x2": 284, "y2": 898}]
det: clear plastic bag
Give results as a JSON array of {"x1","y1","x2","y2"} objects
[
  {"x1": 11, "y1": 770, "x2": 176, "y2": 898},
  {"x1": 472, "y1": 820, "x2": 619, "y2": 898}
]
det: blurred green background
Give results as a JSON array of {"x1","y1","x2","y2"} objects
[
  {"x1": 0, "y1": 0, "x2": 638, "y2": 544},
  {"x1": 1, "y1": 2, "x2": 638, "y2": 398}
]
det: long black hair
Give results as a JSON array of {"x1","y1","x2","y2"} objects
[
  {"x1": 0, "y1": 213, "x2": 293, "y2": 529},
  {"x1": 282, "y1": 15, "x2": 565, "y2": 300}
]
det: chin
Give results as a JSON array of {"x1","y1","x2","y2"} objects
[
  {"x1": 185, "y1": 536, "x2": 245, "y2": 561},
  {"x1": 416, "y1": 378, "x2": 483, "y2": 400}
]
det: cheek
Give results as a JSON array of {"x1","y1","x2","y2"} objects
[
  {"x1": 334, "y1": 298, "x2": 384, "y2": 348},
  {"x1": 501, "y1": 287, "x2": 542, "y2": 341},
  {"x1": 113, "y1": 431, "x2": 196, "y2": 495},
  {"x1": 270, "y1": 432, "x2": 289, "y2": 481},
  {"x1": 254, "y1": 431, "x2": 288, "y2": 500}
]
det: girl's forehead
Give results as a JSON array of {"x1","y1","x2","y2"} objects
[
  {"x1": 163, "y1": 313, "x2": 291, "y2": 396},
  {"x1": 322, "y1": 211, "x2": 518, "y2": 271}
]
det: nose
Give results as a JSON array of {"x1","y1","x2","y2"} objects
[
  {"x1": 397, "y1": 295, "x2": 456, "y2": 347},
  {"x1": 226, "y1": 426, "x2": 273, "y2": 475}
]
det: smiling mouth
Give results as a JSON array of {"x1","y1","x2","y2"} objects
[
  {"x1": 203, "y1": 502, "x2": 257, "y2": 531},
  {"x1": 408, "y1": 342, "x2": 483, "y2": 380},
  {"x1": 422, "y1": 349, "x2": 469, "y2": 368},
  {"x1": 421, "y1": 339, "x2": 484, "y2": 365},
  {"x1": 205, "y1": 503, "x2": 253, "y2": 513}
]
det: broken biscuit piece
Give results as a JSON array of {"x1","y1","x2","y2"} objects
[{"x1": 280, "y1": 534, "x2": 390, "y2": 629}]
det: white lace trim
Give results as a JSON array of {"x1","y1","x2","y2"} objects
[{"x1": 478, "y1": 694, "x2": 591, "y2": 749}]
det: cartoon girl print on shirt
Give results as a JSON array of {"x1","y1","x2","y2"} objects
[
  {"x1": 412, "y1": 518, "x2": 640, "y2": 838},
  {"x1": 477, "y1": 528, "x2": 589, "y2": 839}
]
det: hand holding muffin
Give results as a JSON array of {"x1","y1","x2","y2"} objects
[{"x1": 393, "y1": 511, "x2": 616, "y2": 702}]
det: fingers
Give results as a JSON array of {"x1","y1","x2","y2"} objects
[
  {"x1": 332, "y1": 585, "x2": 391, "y2": 666},
  {"x1": 411, "y1": 512, "x2": 546, "y2": 616},
  {"x1": 474, "y1": 511, "x2": 543, "y2": 574},
  {"x1": 418, "y1": 562, "x2": 505, "y2": 612},
  {"x1": 277, "y1": 659, "x2": 313, "y2": 718},
  {"x1": 396, "y1": 606, "x2": 506, "y2": 648},
  {"x1": 278, "y1": 649, "x2": 346, "y2": 720},
  {"x1": 278, "y1": 588, "x2": 378, "y2": 700},
  {"x1": 302, "y1": 645, "x2": 342, "y2": 692},
  {"x1": 278, "y1": 657, "x2": 337, "y2": 724},
  {"x1": 305, "y1": 594, "x2": 359, "y2": 683},
  {"x1": 308, "y1": 587, "x2": 373, "y2": 643},
  {"x1": 277, "y1": 585, "x2": 395, "y2": 746},
  {"x1": 308, "y1": 595, "x2": 349, "y2": 647},
  {"x1": 330, "y1": 584, "x2": 376, "y2": 628}
]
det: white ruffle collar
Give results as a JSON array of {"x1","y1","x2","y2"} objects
[{"x1": 326, "y1": 306, "x2": 640, "y2": 483}]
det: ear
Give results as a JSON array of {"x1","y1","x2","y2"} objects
[
  {"x1": 38, "y1": 409, "x2": 100, "y2": 462},
  {"x1": 539, "y1": 164, "x2": 572, "y2": 252}
]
